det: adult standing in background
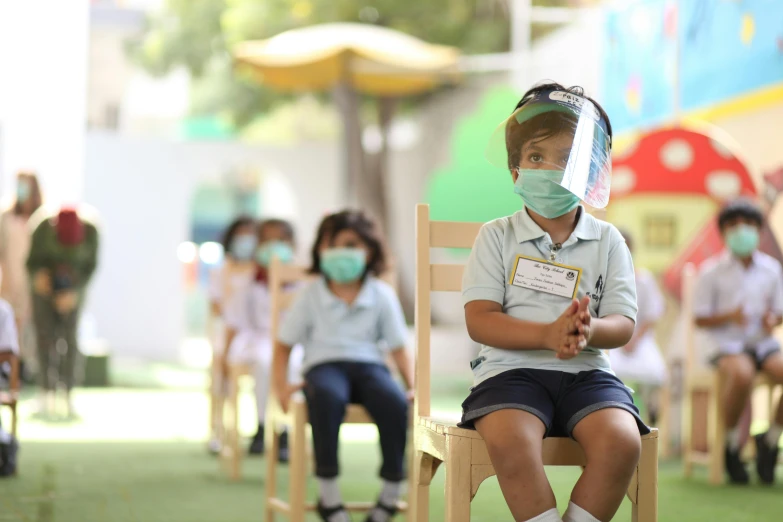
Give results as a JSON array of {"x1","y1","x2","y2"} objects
[
  {"x1": 0, "y1": 171, "x2": 43, "y2": 379},
  {"x1": 27, "y1": 205, "x2": 99, "y2": 417}
]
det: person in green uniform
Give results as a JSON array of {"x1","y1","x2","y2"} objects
[{"x1": 27, "y1": 207, "x2": 99, "y2": 417}]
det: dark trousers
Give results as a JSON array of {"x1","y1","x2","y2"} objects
[
  {"x1": 303, "y1": 361, "x2": 408, "y2": 481},
  {"x1": 32, "y1": 296, "x2": 80, "y2": 391}
]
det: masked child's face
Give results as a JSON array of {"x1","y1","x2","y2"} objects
[
  {"x1": 721, "y1": 217, "x2": 761, "y2": 258},
  {"x1": 512, "y1": 131, "x2": 573, "y2": 182},
  {"x1": 259, "y1": 224, "x2": 292, "y2": 246}
]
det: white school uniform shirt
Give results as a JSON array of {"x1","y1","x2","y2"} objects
[
  {"x1": 0, "y1": 299, "x2": 18, "y2": 354},
  {"x1": 462, "y1": 206, "x2": 638, "y2": 386},
  {"x1": 225, "y1": 278, "x2": 305, "y2": 380},
  {"x1": 609, "y1": 269, "x2": 667, "y2": 385},
  {"x1": 693, "y1": 250, "x2": 783, "y2": 356}
]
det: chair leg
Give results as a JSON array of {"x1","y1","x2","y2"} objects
[
  {"x1": 289, "y1": 406, "x2": 307, "y2": 522},
  {"x1": 444, "y1": 436, "x2": 471, "y2": 522},
  {"x1": 412, "y1": 450, "x2": 437, "y2": 522},
  {"x1": 682, "y1": 385, "x2": 694, "y2": 478},
  {"x1": 11, "y1": 403, "x2": 17, "y2": 438},
  {"x1": 657, "y1": 387, "x2": 670, "y2": 459},
  {"x1": 229, "y1": 372, "x2": 242, "y2": 481},
  {"x1": 632, "y1": 435, "x2": 659, "y2": 522},
  {"x1": 708, "y1": 376, "x2": 725, "y2": 485},
  {"x1": 265, "y1": 415, "x2": 280, "y2": 522}
]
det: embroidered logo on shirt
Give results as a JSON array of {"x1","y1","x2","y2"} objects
[{"x1": 589, "y1": 275, "x2": 604, "y2": 301}]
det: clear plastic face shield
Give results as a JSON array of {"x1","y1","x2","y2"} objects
[{"x1": 486, "y1": 89, "x2": 613, "y2": 209}]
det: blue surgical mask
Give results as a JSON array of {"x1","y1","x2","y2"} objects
[
  {"x1": 514, "y1": 169, "x2": 581, "y2": 219},
  {"x1": 230, "y1": 234, "x2": 257, "y2": 261},
  {"x1": 320, "y1": 248, "x2": 366, "y2": 283},
  {"x1": 16, "y1": 182, "x2": 30, "y2": 202},
  {"x1": 256, "y1": 240, "x2": 294, "y2": 266},
  {"x1": 725, "y1": 224, "x2": 759, "y2": 257}
]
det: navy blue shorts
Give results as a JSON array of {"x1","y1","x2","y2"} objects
[{"x1": 459, "y1": 368, "x2": 650, "y2": 438}]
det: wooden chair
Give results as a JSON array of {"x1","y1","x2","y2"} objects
[
  {"x1": 215, "y1": 264, "x2": 256, "y2": 481},
  {"x1": 680, "y1": 263, "x2": 782, "y2": 484},
  {"x1": 0, "y1": 351, "x2": 20, "y2": 445},
  {"x1": 410, "y1": 204, "x2": 659, "y2": 522},
  {"x1": 264, "y1": 258, "x2": 408, "y2": 522}
]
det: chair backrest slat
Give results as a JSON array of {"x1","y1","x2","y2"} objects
[
  {"x1": 431, "y1": 264, "x2": 465, "y2": 292},
  {"x1": 430, "y1": 221, "x2": 483, "y2": 249},
  {"x1": 415, "y1": 204, "x2": 481, "y2": 418}
]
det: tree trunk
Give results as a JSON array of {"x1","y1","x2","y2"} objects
[{"x1": 333, "y1": 82, "x2": 364, "y2": 207}]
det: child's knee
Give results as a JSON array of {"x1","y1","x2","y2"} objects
[
  {"x1": 482, "y1": 430, "x2": 543, "y2": 476},
  {"x1": 587, "y1": 427, "x2": 641, "y2": 474},
  {"x1": 722, "y1": 357, "x2": 755, "y2": 387}
]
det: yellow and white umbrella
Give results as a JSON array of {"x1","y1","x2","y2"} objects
[{"x1": 233, "y1": 22, "x2": 460, "y2": 96}]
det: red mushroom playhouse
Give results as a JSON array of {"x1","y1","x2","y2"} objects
[{"x1": 605, "y1": 124, "x2": 783, "y2": 300}]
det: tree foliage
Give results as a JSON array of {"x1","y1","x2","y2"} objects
[{"x1": 128, "y1": 0, "x2": 516, "y2": 128}]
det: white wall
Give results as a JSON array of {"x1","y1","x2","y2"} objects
[
  {"x1": 83, "y1": 133, "x2": 341, "y2": 361},
  {"x1": 0, "y1": 0, "x2": 90, "y2": 203}
]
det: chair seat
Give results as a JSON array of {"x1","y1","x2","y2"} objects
[
  {"x1": 273, "y1": 397, "x2": 374, "y2": 425},
  {"x1": 0, "y1": 391, "x2": 17, "y2": 406}
]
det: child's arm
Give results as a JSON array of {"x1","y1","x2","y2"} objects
[
  {"x1": 694, "y1": 308, "x2": 744, "y2": 328},
  {"x1": 389, "y1": 347, "x2": 414, "y2": 394},
  {"x1": 465, "y1": 298, "x2": 580, "y2": 352},
  {"x1": 586, "y1": 314, "x2": 635, "y2": 349}
]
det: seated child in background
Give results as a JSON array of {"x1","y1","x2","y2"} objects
[
  {"x1": 207, "y1": 216, "x2": 258, "y2": 453},
  {"x1": 0, "y1": 296, "x2": 19, "y2": 476},
  {"x1": 460, "y1": 82, "x2": 648, "y2": 522},
  {"x1": 273, "y1": 210, "x2": 413, "y2": 522},
  {"x1": 609, "y1": 229, "x2": 667, "y2": 425},
  {"x1": 693, "y1": 198, "x2": 783, "y2": 485},
  {"x1": 225, "y1": 218, "x2": 302, "y2": 459}
]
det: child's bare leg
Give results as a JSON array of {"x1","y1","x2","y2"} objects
[
  {"x1": 761, "y1": 353, "x2": 783, "y2": 425},
  {"x1": 474, "y1": 409, "x2": 554, "y2": 521},
  {"x1": 717, "y1": 355, "x2": 755, "y2": 430},
  {"x1": 569, "y1": 408, "x2": 641, "y2": 522}
]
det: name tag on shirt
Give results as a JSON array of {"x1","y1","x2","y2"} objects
[{"x1": 509, "y1": 255, "x2": 582, "y2": 299}]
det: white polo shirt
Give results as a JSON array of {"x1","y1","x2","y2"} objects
[
  {"x1": 693, "y1": 250, "x2": 783, "y2": 354},
  {"x1": 462, "y1": 206, "x2": 638, "y2": 385}
]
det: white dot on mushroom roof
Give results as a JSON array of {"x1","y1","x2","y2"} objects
[
  {"x1": 710, "y1": 138, "x2": 735, "y2": 159},
  {"x1": 660, "y1": 139, "x2": 694, "y2": 171},
  {"x1": 611, "y1": 166, "x2": 636, "y2": 195},
  {"x1": 706, "y1": 170, "x2": 741, "y2": 200}
]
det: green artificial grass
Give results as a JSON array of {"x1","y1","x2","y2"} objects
[{"x1": 1, "y1": 367, "x2": 781, "y2": 521}]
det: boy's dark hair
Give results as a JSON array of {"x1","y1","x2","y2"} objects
[
  {"x1": 617, "y1": 228, "x2": 633, "y2": 252},
  {"x1": 506, "y1": 82, "x2": 613, "y2": 171},
  {"x1": 221, "y1": 216, "x2": 255, "y2": 253},
  {"x1": 309, "y1": 210, "x2": 387, "y2": 278},
  {"x1": 258, "y1": 218, "x2": 296, "y2": 244},
  {"x1": 717, "y1": 198, "x2": 763, "y2": 231}
]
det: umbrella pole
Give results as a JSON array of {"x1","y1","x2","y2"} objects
[{"x1": 333, "y1": 81, "x2": 364, "y2": 207}]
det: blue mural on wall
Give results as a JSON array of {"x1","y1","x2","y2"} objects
[{"x1": 603, "y1": 0, "x2": 783, "y2": 134}]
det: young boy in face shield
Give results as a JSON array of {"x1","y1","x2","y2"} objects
[
  {"x1": 693, "y1": 199, "x2": 783, "y2": 485},
  {"x1": 460, "y1": 82, "x2": 648, "y2": 522}
]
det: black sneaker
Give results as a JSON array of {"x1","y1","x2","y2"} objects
[
  {"x1": 317, "y1": 500, "x2": 348, "y2": 522},
  {"x1": 278, "y1": 430, "x2": 289, "y2": 463},
  {"x1": 725, "y1": 445, "x2": 749, "y2": 484},
  {"x1": 248, "y1": 424, "x2": 265, "y2": 455},
  {"x1": 755, "y1": 432, "x2": 780, "y2": 485},
  {"x1": 0, "y1": 437, "x2": 19, "y2": 477}
]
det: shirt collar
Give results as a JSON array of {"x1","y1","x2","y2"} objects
[
  {"x1": 512, "y1": 206, "x2": 601, "y2": 244},
  {"x1": 722, "y1": 249, "x2": 760, "y2": 268},
  {"x1": 317, "y1": 276, "x2": 376, "y2": 309}
]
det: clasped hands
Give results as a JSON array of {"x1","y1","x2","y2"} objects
[{"x1": 547, "y1": 296, "x2": 593, "y2": 360}]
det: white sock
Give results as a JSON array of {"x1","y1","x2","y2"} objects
[
  {"x1": 525, "y1": 508, "x2": 562, "y2": 522},
  {"x1": 563, "y1": 502, "x2": 601, "y2": 522},
  {"x1": 368, "y1": 480, "x2": 402, "y2": 522},
  {"x1": 318, "y1": 477, "x2": 342, "y2": 507},
  {"x1": 765, "y1": 423, "x2": 783, "y2": 446},
  {"x1": 727, "y1": 425, "x2": 742, "y2": 451}
]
